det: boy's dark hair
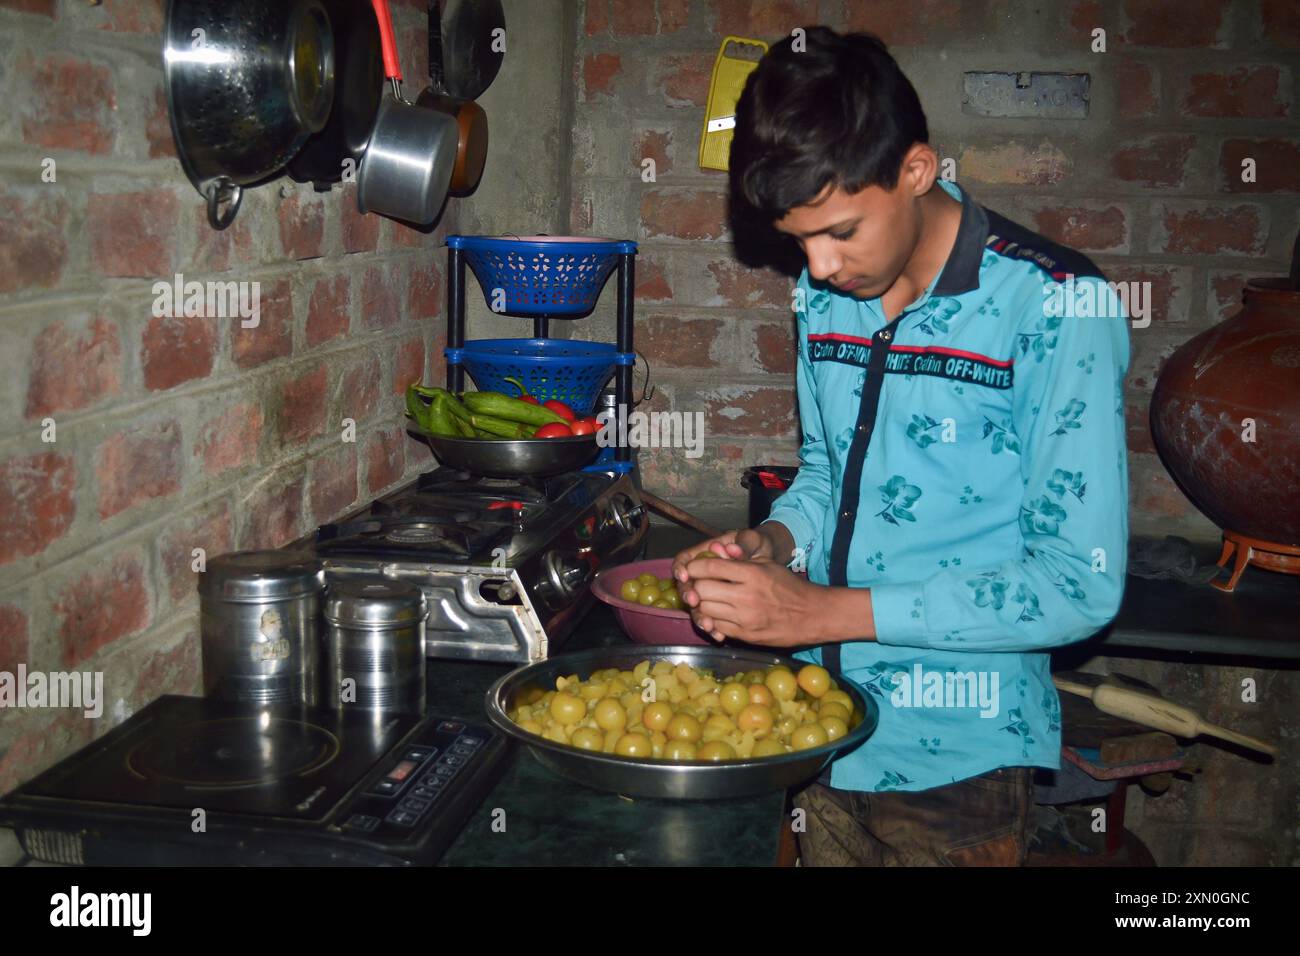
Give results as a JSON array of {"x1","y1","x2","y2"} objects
[{"x1": 730, "y1": 27, "x2": 929, "y2": 221}]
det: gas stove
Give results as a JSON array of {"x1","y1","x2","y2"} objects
[{"x1": 314, "y1": 466, "x2": 647, "y2": 664}]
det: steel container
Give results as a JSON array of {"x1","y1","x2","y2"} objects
[
  {"x1": 199, "y1": 550, "x2": 323, "y2": 706},
  {"x1": 412, "y1": 429, "x2": 601, "y2": 478},
  {"x1": 485, "y1": 645, "x2": 879, "y2": 800},
  {"x1": 324, "y1": 579, "x2": 428, "y2": 715}
]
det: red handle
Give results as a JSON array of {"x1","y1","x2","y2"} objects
[{"x1": 371, "y1": 0, "x2": 402, "y2": 82}]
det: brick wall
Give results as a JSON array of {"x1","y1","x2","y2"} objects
[
  {"x1": 574, "y1": 0, "x2": 1300, "y2": 539},
  {"x1": 0, "y1": 0, "x2": 455, "y2": 792}
]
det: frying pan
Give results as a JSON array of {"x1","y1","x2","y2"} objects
[
  {"x1": 416, "y1": 0, "x2": 493, "y2": 195},
  {"x1": 356, "y1": 0, "x2": 458, "y2": 225},
  {"x1": 437, "y1": 0, "x2": 505, "y2": 102},
  {"x1": 288, "y1": 0, "x2": 384, "y2": 188},
  {"x1": 163, "y1": 0, "x2": 336, "y2": 228}
]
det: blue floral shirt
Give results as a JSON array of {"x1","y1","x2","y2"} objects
[{"x1": 767, "y1": 180, "x2": 1131, "y2": 793}]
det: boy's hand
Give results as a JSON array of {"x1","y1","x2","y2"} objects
[
  {"x1": 680, "y1": 557, "x2": 818, "y2": 648},
  {"x1": 671, "y1": 528, "x2": 773, "y2": 583}
]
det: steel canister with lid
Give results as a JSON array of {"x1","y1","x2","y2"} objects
[
  {"x1": 199, "y1": 550, "x2": 323, "y2": 705},
  {"x1": 324, "y1": 579, "x2": 427, "y2": 715}
]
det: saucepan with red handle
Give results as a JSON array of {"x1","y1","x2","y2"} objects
[{"x1": 357, "y1": 0, "x2": 458, "y2": 224}]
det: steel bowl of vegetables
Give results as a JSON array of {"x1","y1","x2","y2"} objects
[
  {"x1": 405, "y1": 383, "x2": 603, "y2": 477},
  {"x1": 484, "y1": 644, "x2": 879, "y2": 800}
]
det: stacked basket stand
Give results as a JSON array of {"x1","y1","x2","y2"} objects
[{"x1": 444, "y1": 235, "x2": 638, "y2": 473}]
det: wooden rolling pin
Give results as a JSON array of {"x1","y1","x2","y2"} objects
[
  {"x1": 1053, "y1": 678, "x2": 1278, "y2": 757},
  {"x1": 640, "y1": 491, "x2": 722, "y2": 539}
]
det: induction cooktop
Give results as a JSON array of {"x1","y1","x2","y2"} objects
[{"x1": 0, "y1": 695, "x2": 510, "y2": 866}]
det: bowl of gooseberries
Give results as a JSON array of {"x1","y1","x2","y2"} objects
[
  {"x1": 485, "y1": 645, "x2": 878, "y2": 800},
  {"x1": 591, "y1": 557, "x2": 713, "y2": 645}
]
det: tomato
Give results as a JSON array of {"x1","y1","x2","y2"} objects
[
  {"x1": 569, "y1": 418, "x2": 598, "y2": 436},
  {"x1": 533, "y1": 422, "x2": 573, "y2": 439},
  {"x1": 542, "y1": 400, "x2": 576, "y2": 422}
]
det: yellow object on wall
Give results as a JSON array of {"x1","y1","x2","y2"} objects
[{"x1": 697, "y1": 36, "x2": 769, "y2": 172}]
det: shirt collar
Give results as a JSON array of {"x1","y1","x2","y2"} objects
[{"x1": 930, "y1": 181, "x2": 989, "y2": 297}]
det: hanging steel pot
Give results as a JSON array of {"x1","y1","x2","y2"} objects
[
  {"x1": 163, "y1": 0, "x2": 336, "y2": 229},
  {"x1": 357, "y1": 0, "x2": 458, "y2": 226}
]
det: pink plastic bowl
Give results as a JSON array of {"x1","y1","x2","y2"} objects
[{"x1": 591, "y1": 558, "x2": 712, "y2": 646}]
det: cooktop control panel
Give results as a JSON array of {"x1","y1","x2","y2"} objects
[{"x1": 340, "y1": 720, "x2": 493, "y2": 837}]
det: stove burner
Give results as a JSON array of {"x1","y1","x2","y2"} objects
[
  {"x1": 126, "y1": 716, "x2": 340, "y2": 790},
  {"x1": 386, "y1": 523, "x2": 441, "y2": 544}
]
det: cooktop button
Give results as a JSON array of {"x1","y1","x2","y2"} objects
[
  {"x1": 438, "y1": 721, "x2": 464, "y2": 734},
  {"x1": 386, "y1": 809, "x2": 419, "y2": 828},
  {"x1": 369, "y1": 779, "x2": 400, "y2": 796},
  {"x1": 459, "y1": 736, "x2": 482, "y2": 748},
  {"x1": 451, "y1": 745, "x2": 475, "y2": 757},
  {"x1": 411, "y1": 786, "x2": 436, "y2": 799},
  {"x1": 404, "y1": 747, "x2": 433, "y2": 762},
  {"x1": 401, "y1": 797, "x2": 430, "y2": 813},
  {"x1": 434, "y1": 765, "x2": 457, "y2": 778},
  {"x1": 442, "y1": 754, "x2": 466, "y2": 767},
  {"x1": 343, "y1": 814, "x2": 380, "y2": 832}
]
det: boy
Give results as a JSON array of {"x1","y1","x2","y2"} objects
[{"x1": 673, "y1": 27, "x2": 1130, "y2": 866}]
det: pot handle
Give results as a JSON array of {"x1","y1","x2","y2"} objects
[
  {"x1": 371, "y1": 0, "x2": 402, "y2": 83},
  {"x1": 205, "y1": 179, "x2": 242, "y2": 231},
  {"x1": 428, "y1": 0, "x2": 445, "y2": 92}
]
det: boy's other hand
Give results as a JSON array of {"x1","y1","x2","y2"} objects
[{"x1": 671, "y1": 528, "x2": 773, "y2": 587}]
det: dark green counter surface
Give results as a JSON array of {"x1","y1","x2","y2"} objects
[
  {"x1": 435, "y1": 524, "x2": 787, "y2": 866},
  {"x1": 432, "y1": 604, "x2": 786, "y2": 866}
]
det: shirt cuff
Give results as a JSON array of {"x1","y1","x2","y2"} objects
[
  {"x1": 869, "y1": 580, "x2": 932, "y2": 647},
  {"x1": 761, "y1": 508, "x2": 815, "y2": 567}
]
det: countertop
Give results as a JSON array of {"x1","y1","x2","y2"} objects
[
  {"x1": 4, "y1": 524, "x2": 1293, "y2": 868},
  {"x1": 430, "y1": 601, "x2": 788, "y2": 867}
]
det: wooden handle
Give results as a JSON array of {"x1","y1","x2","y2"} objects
[{"x1": 640, "y1": 491, "x2": 721, "y2": 539}]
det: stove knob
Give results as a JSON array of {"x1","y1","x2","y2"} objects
[
  {"x1": 608, "y1": 494, "x2": 645, "y2": 536},
  {"x1": 542, "y1": 550, "x2": 590, "y2": 600}
]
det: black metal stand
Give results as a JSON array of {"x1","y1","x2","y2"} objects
[{"x1": 444, "y1": 240, "x2": 637, "y2": 467}]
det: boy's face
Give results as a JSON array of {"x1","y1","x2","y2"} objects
[{"x1": 772, "y1": 151, "x2": 929, "y2": 299}]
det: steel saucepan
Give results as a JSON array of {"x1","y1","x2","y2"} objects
[
  {"x1": 411, "y1": 428, "x2": 601, "y2": 478},
  {"x1": 357, "y1": 0, "x2": 458, "y2": 225},
  {"x1": 163, "y1": 0, "x2": 336, "y2": 229},
  {"x1": 485, "y1": 645, "x2": 880, "y2": 800}
]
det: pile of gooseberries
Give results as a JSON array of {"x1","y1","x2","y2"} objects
[
  {"x1": 508, "y1": 660, "x2": 859, "y2": 762},
  {"x1": 619, "y1": 572, "x2": 684, "y2": 610}
]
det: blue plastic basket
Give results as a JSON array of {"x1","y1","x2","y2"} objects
[
  {"x1": 446, "y1": 338, "x2": 635, "y2": 415},
  {"x1": 447, "y1": 235, "x2": 638, "y2": 317}
]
